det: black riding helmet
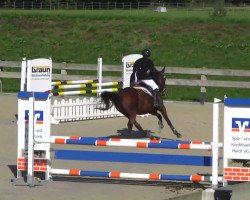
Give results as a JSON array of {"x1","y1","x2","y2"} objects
[{"x1": 141, "y1": 49, "x2": 151, "y2": 58}]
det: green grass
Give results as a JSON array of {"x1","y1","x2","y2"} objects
[{"x1": 0, "y1": 9, "x2": 250, "y2": 101}]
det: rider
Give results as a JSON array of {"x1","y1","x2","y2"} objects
[{"x1": 130, "y1": 49, "x2": 161, "y2": 108}]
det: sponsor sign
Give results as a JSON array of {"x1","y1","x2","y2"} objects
[
  {"x1": 27, "y1": 58, "x2": 52, "y2": 92},
  {"x1": 224, "y1": 107, "x2": 250, "y2": 159}
]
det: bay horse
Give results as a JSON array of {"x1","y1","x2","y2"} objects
[{"x1": 99, "y1": 67, "x2": 181, "y2": 138}]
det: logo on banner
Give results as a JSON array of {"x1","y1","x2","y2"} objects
[
  {"x1": 31, "y1": 66, "x2": 50, "y2": 78},
  {"x1": 32, "y1": 66, "x2": 50, "y2": 73},
  {"x1": 25, "y1": 110, "x2": 44, "y2": 124},
  {"x1": 126, "y1": 62, "x2": 134, "y2": 69},
  {"x1": 232, "y1": 118, "x2": 250, "y2": 132}
]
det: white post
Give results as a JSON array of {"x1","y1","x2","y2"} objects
[
  {"x1": 27, "y1": 94, "x2": 35, "y2": 186},
  {"x1": 223, "y1": 105, "x2": 229, "y2": 187},
  {"x1": 97, "y1": 57, "x2": 102, "y2": 96},
  {"x1": 212, "y1": 98, "x2": 220, "y2": 189},
  {"x1": 202, "y1": 98, "x2": 221, "y2": 199},
  {"x1": 45, "y1": 97, "x2": 51, "y2": 180},
  {"x1": 20, "y1": 58, "x2": 27, "y2": 91}
]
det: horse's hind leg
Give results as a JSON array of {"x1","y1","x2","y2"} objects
[
  {"x1": 159, "y1": 106, "x2": 182, "y2": 138},
  {"x1": 127, "y1": 114, "x2": 137, "y2": 137},
  {"x1": 134, "y1": 120, "x2": 143, "y2": 131},
  {"x1": 134, "y1": 120, "x2": 155, "y2": 138},
  {"x1": 127, "y1": 120, "x2": 133, "y2": 135},
  {"x1": 127, "y1": 115, "x2": 147, "y2": 138}
]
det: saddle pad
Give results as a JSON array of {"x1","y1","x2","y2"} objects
[{"x1": 133, "y1": 87, "x2": 152, "y2": 96}]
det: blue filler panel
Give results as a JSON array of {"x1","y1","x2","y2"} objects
[{"x1": 54, "y1": 149, "x2": 212, "y2": 167}]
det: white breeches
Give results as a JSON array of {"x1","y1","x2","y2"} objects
[{"x1": 134, "y1": 73, "x2": 159, "y2": 90}]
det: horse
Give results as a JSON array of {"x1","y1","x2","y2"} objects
[{"x1": 99, "y1": 67, "x2": 182, "y2": 139}]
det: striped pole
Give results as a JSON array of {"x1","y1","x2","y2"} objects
[
  {"x1": 53, "y1": 81, "x2": 123, "y2": 90},
  {"x1": 52, "y1": 88, "x2": 119, "y2": 96},
  {"x1": 51, "y1": 79, "x2": 98, "y2": 86},
  {"x1": 35, "y1": 136, "x2": 223, "y2": 150},
  {"x1": 51, "y1": 168, "x2": 223, "y2": 182}
]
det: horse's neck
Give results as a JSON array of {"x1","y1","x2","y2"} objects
[{"x1": 153, "y1": 74, "x2": 165, "y2": 92}]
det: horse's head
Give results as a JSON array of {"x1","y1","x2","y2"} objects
[{"x1": 154, "y1": 67, "x2": 166, "y2": 94}]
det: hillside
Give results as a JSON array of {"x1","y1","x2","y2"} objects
[{"x1": 0, "y1": 9, "x2": 249, "y2": 69}]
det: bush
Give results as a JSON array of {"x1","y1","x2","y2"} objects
[{"x1": 210, "y1": 0, "x2": 227, "y2": 18}]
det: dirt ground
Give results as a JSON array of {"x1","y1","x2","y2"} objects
[{"x1": 0, "y1": 93, "x2": 225, "y2": 200}]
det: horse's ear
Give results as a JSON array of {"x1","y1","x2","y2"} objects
[{"x1": 161, "y1": 66, "x2": 165, "y2": 74}]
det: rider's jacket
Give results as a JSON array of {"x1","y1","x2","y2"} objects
[{"x1": 130, "y1": 57, "x2": 157, "y2": 82}]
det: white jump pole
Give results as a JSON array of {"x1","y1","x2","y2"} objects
[{"x1": 97, "y1": 57, "x2": 102, "y2": 96}]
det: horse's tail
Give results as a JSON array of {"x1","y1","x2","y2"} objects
[{"x1": 99, "y1": 91, "x2": 120, "y2": 110}]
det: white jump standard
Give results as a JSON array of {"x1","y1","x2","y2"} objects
[{"x1": 20, "y1": 55, "x2": 142, "y2": 123}]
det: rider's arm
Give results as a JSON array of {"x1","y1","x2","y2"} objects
[{"x1": 147, "y1": 60, "x2": 157, "y2": 78}]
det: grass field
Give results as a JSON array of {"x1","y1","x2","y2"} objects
[{"x1": 0, "y1": 9, "x2": 249, "y2": 101}]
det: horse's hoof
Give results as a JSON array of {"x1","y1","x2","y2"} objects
[
  {"x1": 176, "y1": 132, "x2": 182, "y2": 138},
  {"x1": 158, "y1": 121, "x2": 164, "y2": 129},
  {"x1": 173, "y1": 130, "x2": 182, "y2": 138},
  {"x1": 159, "y1": 125, "x2": 164, "y2": 130},
  {"x1": 151, "y1": 135, "x2": 160, "y2": 140}
]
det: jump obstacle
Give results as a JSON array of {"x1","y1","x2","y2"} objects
[
  {"x1": 15, "y1": 56, "x2": 250, "y2": 197},
  {"x1": 20, "y1": 55, "x2": 142, "y2": 123},
  {"x1": 15, "y1": 91, "x2": 221, "y2": 186},
  {"x1": 16, "y1": 91, "x2": 250, "y2": 189}
]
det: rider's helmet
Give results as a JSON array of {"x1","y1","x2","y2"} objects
[{"x1": 141, "y1": 49, "x2": 151, "y2": 58}]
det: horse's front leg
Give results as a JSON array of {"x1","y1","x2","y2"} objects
[
  {"x1": 159, "y1": 106, "x2": 182, "y2": 138},
  {"x1": 155, "y1": 112, "x2": 164, "y2": 130},
  {"x1": 150, "y1": 111, "x2": 164, "y2": 131}
]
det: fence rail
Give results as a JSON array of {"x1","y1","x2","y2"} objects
[
  {"x1": 0, "y1": 1, "x2": 250, "y2": 10},
  {"x1": 1, "y1": 60, "x2": 250, "y2": 103}
]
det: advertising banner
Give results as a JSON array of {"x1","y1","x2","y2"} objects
[
  {"x1": 26, "y1": 58, "x2": 52, "y2": 92},
  {"x1": 224, "y1": 104, "x2": 250, "y2": 159}
]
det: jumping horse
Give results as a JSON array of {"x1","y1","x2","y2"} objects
[{"x1": 99, "y1": 67, "x2": 182, "y2": 138}]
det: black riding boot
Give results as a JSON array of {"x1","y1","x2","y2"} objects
[{"x1": 153, "y1": 89, "x2": 159, "y2": 108}]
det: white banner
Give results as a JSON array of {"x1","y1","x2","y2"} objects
[
  {"x1": 27, "y1": 58, "x2": 52, "y2": 92},
  {"x1": 224, "y1": 106, "x2": 250, "y2": 159}
]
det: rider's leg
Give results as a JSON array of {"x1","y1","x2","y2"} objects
[{"x1": 141, "y1": 79, "x2": 161, "y2": 107}]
